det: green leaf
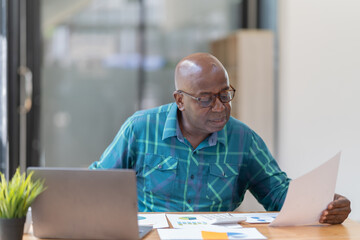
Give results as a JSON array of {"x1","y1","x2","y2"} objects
[{"x1": 0, "y1": 167, "x2": 46, "y2": 218}]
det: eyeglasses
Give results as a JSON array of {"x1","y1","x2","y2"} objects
[{"x1": 176, "y1": 85, "x2": 236, "y2": 108}]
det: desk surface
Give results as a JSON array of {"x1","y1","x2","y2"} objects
[{"x1": 23, "y1": 213, "x2": 360, "y2": 240}]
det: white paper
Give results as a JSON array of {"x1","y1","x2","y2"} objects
[
  {"x1": 269, "y1": 152, "x2": 340, "y2": 227},
  {"x1": 138, "y1": 213, "x2": 169, "y2": 229},
  {"x1": 231, "y1": 212, "x2": 278, "y2": 223},
  {"x1": 158, "y1": 227, "x2": 267, "y2": 240},
  {"x1": 166, "y1": 214, "x2": 242, "y2": 229}
]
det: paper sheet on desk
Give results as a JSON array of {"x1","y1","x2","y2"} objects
[
  {"x1": 270, "y1": 152, "x2": 340, "y2": 227},
  {"x1": 158, "y1": 227, "x2": 267, "y2": 240},
  {"x1": 138, "y1": 213, "x2": 169, "y2": 228},
  {"x1": 166, "y1": 214, "x2": 242, "y2": 229},
  {"x1": 231, "y1": 212, "x2": 278, "y2": 223}
]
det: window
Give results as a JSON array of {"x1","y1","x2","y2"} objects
[{"x1": 39, "y1": 0, "x2": 239, "y2": 167}]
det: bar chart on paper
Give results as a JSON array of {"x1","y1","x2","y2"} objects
[{"x1": 166, "y1": 214, "x2": 209, "y2": 228}]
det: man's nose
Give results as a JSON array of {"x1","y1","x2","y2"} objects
[{"x1": 212, "y1": 97, "x2": 225, "y2": 112}]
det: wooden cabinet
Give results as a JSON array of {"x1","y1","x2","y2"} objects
[{"x1": 211, "y1": 30, "x2": 275, "y2": 153}]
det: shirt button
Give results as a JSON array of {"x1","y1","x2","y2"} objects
[
  {"x1": 187, "y1": 199, "x2": 191, "y2": 204},
  {"x1": 190, "y1": 175, "x2": 194, "y2": 180},
  {"x1": 158, "y1": 165, "x2": 162, "y2": 169}
]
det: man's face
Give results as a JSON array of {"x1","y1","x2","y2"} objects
[{"x1": 179, "y1": 68, "x2": 232, "y2": 135}]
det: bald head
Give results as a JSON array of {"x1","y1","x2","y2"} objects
[{"x1": 174, "y1": 53, "x2": 228, "y2": 91}]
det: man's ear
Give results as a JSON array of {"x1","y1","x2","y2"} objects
[{"x1": 173, "y1": 91, "x2": 185, "y2": 111}]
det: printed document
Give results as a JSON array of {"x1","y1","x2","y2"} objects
[
  {"x1": 138, "y1": 213, "x2": 169, "y2": 228},
  {"x1": 166, "y1": 214, "x2": 242, "y2": 229},
  {"x1": 158, "y1": 227, "x2": 267, "y2": 240},
  {"x1": 270, "y1": 152, "x2": 340, "y2": 226},
  {"x1": 231, "y1": 212, "x2": 278, "y2": 223}
]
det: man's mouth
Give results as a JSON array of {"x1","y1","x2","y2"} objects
[{"x1": 209, "y1": 116, "x2": 227, "y2": 125}]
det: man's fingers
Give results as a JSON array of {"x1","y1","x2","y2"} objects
[
  {"x1": 320, "y1": 206, "x2": 351, "y2": 224},
  {"x1": 329, "y1": 199, "x2": 351, "y2": 209},
  {"x1": 320, "y1": 214, "x2": 348, "y2": 224},
  {"x1": 321, "y1": 194, "x2": 351, "y2": 224},
  {"x1": 324, "y1": 207, "x2": 351, "y2": 216}
]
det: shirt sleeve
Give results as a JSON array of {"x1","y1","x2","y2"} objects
[
  {"x1": 89, "y1": 117, "x2": 136, "y2": 169},
  {"x1": 246, "y1": 131, "x2": 290, "y2": 211}
]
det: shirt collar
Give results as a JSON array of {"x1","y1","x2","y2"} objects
[
  {"x1": 162, "y1": 102, "x2": 227, "y2": 146},
  {"x1": 162, "y1": 103, "x2": 179, "y2": 140}
]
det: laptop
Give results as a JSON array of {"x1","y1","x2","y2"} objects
[{"x1": 27, "y1": 167, "x2": 152, "y2": 240}]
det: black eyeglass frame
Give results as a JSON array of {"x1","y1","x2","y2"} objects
[{"x1": 176, "y1": 85, "x2": 236, "y2": 108}]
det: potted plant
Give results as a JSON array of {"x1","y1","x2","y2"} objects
[{"x1": 0, "y1": 168, "x2": 46, "y2": 240}]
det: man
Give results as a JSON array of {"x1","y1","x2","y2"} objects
[{"x1": 90, "y1": 53, "x2": 350, "y2": 224}]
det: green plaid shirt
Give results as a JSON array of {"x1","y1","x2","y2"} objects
[{"x1": 89, "y1": 103, "x2": 290, "y2": 212}]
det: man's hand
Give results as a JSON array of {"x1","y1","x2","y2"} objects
[{"x1": 320, "y1": 194, "x2": 351, "y2": 224}]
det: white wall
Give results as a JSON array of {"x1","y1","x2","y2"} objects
[{"x1": 278, "y1": 0, "x2": 360, "y2": 221}]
